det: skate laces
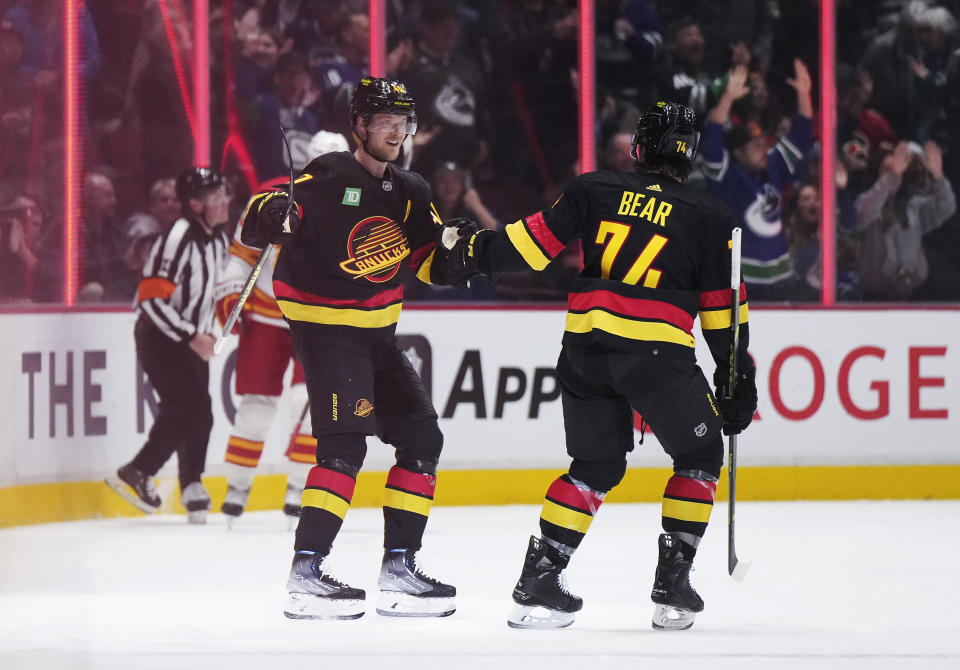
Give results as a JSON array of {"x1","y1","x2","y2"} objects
[
  {"x1": 403, "y1": 552, "x2": 441, "y2": 586},
  {"x1": 310, "y1": 557, "x2": 350, "y2": 589}
]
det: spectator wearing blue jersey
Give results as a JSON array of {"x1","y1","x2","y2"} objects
[{"x1": 702, "y1": 60, "x2": 814, "y2": 301}]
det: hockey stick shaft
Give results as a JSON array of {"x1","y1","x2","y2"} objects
[
  {"x1": 214, "y1": 242, "x2": 274, "y2": 355},
  {"x1": 214, "y1": 127, "x2": 296, "y2": 356},
  {"x1": 727, "y1": 227, "x2": 743, "y2": 578}
]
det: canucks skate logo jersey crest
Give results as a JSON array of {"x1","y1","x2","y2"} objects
[{"x1": 339, "y1": 215, "x2": 410, "y2": 283}]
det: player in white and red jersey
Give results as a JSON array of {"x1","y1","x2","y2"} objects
[{"x1": 214, "y1": 133, "x2": 349, "y2": 526}]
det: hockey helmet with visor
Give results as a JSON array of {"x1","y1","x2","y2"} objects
[{"x1": 350, "y1": 77, "x2": 418, "y2": 135}]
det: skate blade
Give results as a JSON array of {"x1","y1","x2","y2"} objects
[
  {"x1": 652, "y1": 604, "x2": 696, "y2": 631},
  {"x1": 186, "y1": 509, "x2": 208, "y2": 524},
  {"x1": 506, "y1": 603, "x2": 576, "y2": 629},
  {"x1": 376, "y1": 591, "x2": 455, "y2": 617},
  {"x1": 104, "y1": 476, "x2": 159, "y2": 514},
  {"x1": 284, "y1": 592, "x2": 365, "y2": 620}
]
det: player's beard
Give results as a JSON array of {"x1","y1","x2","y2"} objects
[{"x1": 364, "y1": 137, "x2": 402, "y2": 163}]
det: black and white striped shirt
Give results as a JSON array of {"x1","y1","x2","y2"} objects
[{"x1": 136, "y1": 218, "x2": 228, "y2": 342}]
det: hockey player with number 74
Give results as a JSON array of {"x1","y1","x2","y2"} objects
[{"x1": 433, "y1": 102, "x2": 758, "y2": 631}]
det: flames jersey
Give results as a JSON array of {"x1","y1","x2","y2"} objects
[
  {"x1": 480, "y1": 169, "x2": 750, "y2": 371},
  {"x1": 217, "y1": 215, "x2": 285, "y2": 328},
  {"x1": 240, "y1": 151, "x2": 441, "y2": 336}
]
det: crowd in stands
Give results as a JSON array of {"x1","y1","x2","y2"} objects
[{"x1": 1, "y1": 0, "x2": 958, "y2": 305}]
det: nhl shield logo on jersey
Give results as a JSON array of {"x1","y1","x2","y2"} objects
[
  {"x1": 339, "y1": 215, "x2": 410, "y2": 283},
  {"x1": 354, "y1": 398, "x2": 374, "y2": 417}
]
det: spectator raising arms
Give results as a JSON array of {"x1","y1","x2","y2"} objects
[
  {"x1": 702, "y1": 60, "x2": 814, "y2": 301},
  {"x1": 855, "y1": 140, "x2": 956, "y2": 300}
]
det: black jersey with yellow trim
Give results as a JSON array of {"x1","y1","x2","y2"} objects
[
  {"x1": 240, "y1": 151, "x2": 442, "y2": 333},
  {"x1": 479, "y1": 169, "x2": 750, "y2": 370}
]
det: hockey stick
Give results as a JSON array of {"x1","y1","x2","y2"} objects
[
  {"x1": 214, "y1": 128, "x2": 297, "y2": 355},
  {"x1": 726, "y1": 227, "x2": 750, "y2": 581}
]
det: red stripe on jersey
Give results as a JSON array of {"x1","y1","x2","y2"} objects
[
  {"x1": 274, "y1": 281, "x2": 403, "y2": 308},
  {"x1": 664, "y1": 475, "x2": 717, "y2": 502},
  {"x1": 385, "y1": 466, "x2": 436, "y2": 498},
  {"x1": 568, "y1": 290, "x2": 694, "y2": 333},
  {"x1": 546, "y1": 477, "x2": 603, "y2": 514},
  {"x1": 699, "y1": 284, "x2": 748, "y2": 309},
  {"x1": 306, "y1": 467, "x2": 356, "y2": 501},
  {"x1": 525, "y1": 211, "x2": 565, "y2": 257},
  {"x1": 408, "y1": 241, "x2": 437, "y2": 270}
]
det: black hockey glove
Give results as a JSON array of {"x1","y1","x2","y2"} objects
[
  {"x1": 713, "y1": 365, "x2": 758, "y2": 435},
  {"x1": 431, "y1": 218, "x2": 493, "y2": 286},
  {"x1": 247, "y1": 192, "x2": 301, "y2": 246}
]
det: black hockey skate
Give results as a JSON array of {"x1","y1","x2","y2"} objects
[
  {"x1": 376, "y1": 548, "x2": 456, "y2": 617},
  {"x1": 105, "y1": 463, "x2": 161, "y2": 513},
  {"x1": 651, "y1": 533, "x2": 703, "y2": 631},
  {"x1": 507, "y1": 535, "x2": 582, "y2": 629},
  {"x1": 283, "y1": 552, "x2": 366, "y2": 620},
  {"x1": 220, "y1": 484, "x2": 250, "y2": 528}
]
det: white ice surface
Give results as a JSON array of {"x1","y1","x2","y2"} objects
[{"x1": 1, "y1": 501, "x2": 959, "y2": 669}]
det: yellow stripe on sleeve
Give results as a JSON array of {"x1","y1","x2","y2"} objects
[
  {"x1": 416, "y1": 249, "x2": 436, "y2": 284},
  {"x1": 698, "y1": 303, "x2": 750, "y2": 330},
  {"x1": 505, "y1": 220, "x2": 551, "y2": 270}
]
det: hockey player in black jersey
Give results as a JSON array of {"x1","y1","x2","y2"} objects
[
  {"x1": 435, "y1": 102, "x2": 758, "y2": 630},
  {"x1": 240, "y1": 77, "x2": 456, "y2": 620}
]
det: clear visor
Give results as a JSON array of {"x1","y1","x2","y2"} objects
[{"x1": 366, "y1": 113, "x2": 418, "y2": 136}]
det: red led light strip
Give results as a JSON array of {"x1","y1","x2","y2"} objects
[
  {"x1": 63, "y1": 0, "x2": 82, "y2": 305},
  {"x1": 369, "y1": 0, "x2": 386, "y2": 77},
  {"x1": 578, "y1": 0, "x2": 596, "y2": 174},
  {"x1": 193, "y1": 0, "x2": 210, "y2": 166},
  {"x1": 819, "y1": 0, "x2": 836, "y2": 306}
]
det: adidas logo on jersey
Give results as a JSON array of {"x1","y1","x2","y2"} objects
[{"x1": 646, "y1": 184, "x2": 662, "y2": 192}]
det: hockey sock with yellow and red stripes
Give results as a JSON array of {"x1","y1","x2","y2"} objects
[
  {"x1": 294, "y1": 466, "x2": 356, "y2": 554},
  {"x1": 225, "y1": 435, "x2": 264, "y2": 468},
  {"x1": 285, "y1": 432, "x2": 316, "y2": 465},
  {"x1": 538, "y1": 474, "x2": 605, "y2": 552},
  {"x1": 661, "y1": 472, "x2": 718, "y2": 556},
  {"x1": 383, "y1": 466, "x2": 436, "y2": 551}
]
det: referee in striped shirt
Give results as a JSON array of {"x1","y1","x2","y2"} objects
[{"x1": 106, "y1": 167, "x2": 230, "y2": 524}]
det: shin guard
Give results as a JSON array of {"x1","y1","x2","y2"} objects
[
  {"x1": 294, "y1": 466, "x2": 357, "y2": 554},
  {"x1": 661, "y1": 472, "x2": 718, "y2": 552},
  {"x1": 538, "y1": 474, "x2": 605, "y2": 552},
  {"x1": 383, "y1": 466, "x2": 436, "y2": 551}
]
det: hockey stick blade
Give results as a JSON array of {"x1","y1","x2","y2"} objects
[{"x1": 730, "y1": 557, "x2": 751, "y2": 582}]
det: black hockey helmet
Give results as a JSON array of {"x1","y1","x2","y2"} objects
[
  {"x1": 175, "y1": 166, "x2": 225, "y2": 204},
  {"x1": 350, "y1": 76, "x2": 417, "y2": 133},
  {"x1": 631, "y1": 101, "x2": 700, "y2": 168}
]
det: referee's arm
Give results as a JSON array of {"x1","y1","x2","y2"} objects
[{"x1": 136, "y1": 223, "x2": 197, "y2": 343}]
